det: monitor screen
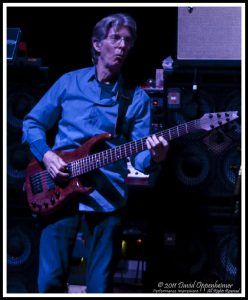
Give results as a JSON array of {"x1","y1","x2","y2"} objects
[{"x1": 7, "y1": 28, "x2": 22, "y2": 63}]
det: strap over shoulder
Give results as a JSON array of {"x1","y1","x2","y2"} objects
[{"x1": 114, "y1": 87, "x2": 135, "y2": 138}]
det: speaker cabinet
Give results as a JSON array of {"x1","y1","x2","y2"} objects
[
  {"x1": 163, "y1": 67, "x2": 241, "y2": 198},
  {"x1": 177, "y1": 7, "x2": 241, "y2": 65},
  {"x1": 6, "y1": 64, "x2": 49, "y2": 293},
  {"x1": 7, "y1": 213, "x2": 41, "y2": 293},
  {"x1": 144, "y1": 221, "x2": 241, "y2": 292},
  {"x1": 7, "y1": 64, "x2": 49, "y2": 208}
]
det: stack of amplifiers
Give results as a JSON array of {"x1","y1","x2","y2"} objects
[{"x1": 163, "y1": 65, "x2": 241, "y2": 199}]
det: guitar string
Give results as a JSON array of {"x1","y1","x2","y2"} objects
[{"x1": 27, "y1": 117, "x2": 231, "y2": 187}]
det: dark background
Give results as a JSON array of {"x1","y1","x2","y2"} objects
[{"x1": 7, "y1": 6, "x2": 178, "y2": 84}]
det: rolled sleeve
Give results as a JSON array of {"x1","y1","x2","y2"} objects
[{"x1": 29, "y1": 139, "x2": 51, "y2": 162}]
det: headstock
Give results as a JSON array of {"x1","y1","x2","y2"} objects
[{"x1": 199, "y1": 111, "x2": 239, "y2": 131}]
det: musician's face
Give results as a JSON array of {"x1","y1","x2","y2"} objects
[{"x1": 94, "y1": 26, "x2": 133, "y2": 72}]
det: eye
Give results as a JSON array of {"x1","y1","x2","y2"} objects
[
  {"x1": 110, "y1": 34, "x2": 121, "y2": 42},
  {"x1": 107, "y1": 34, "x2": 133, "y2": 47},
  {"x1": 124, "y1": 37, "x2": 132, "y2": 44}
]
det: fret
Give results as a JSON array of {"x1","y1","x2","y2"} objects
[
  {"x1": 86, "y1": 158, "x2": 91, "y2": 172},
  {"x1": 108, "y1": 149, "x2": 111, "y2": 163},
  {"x1": 77, "y1": 160, "x2": 81, "y2": 175},
  {"x1": 130, "y1": 142, "x2": 135, "y2": 154},
  {"x1": 129, "y1": 142, "x2": 134, "y2": 155},
  {"x1": 128, "y1": 142, "x2": 133, "y2": 156},
  {"x1": 114, "y1": 148, "x2": 117, "y2": 161},
  {"x1": 91, "y1": 154, "x2": 96, "y2": 170},
  {"x1": 115, "y1": 147, "x2": 121, "y2": 160},
  {"x1": 130, "y1": 144, "x2": 133, "y2": 156},
  {"x1": 74, "y1": 160, "x2": 78, "y2": 175},
  {"x1": 101, "y1": 151, "x2": 108, "y2": 165},
  {"x1": 79, "y1": 160, "x2": 84, "y2": 175},
  {"x1": 185, "y1": 123, "x2": 188, "y2": 134},
  {"x1": 90, "y1": 154, "x2": 94, "y2": 169},
  {"x1": 119, "y1": 146, "x2": 123, "y2": 159},
  {"x1": 169, "y1": 127, "x2": 175, "y2": 139},
  {"x1": 141, "y1": 138, "x2": 147, "y2": 152},
  {"x1": 97, "y1": 153, "x2": 102, "y2": 167},
  {"x1": 132, "y1": 142, "x2": 136, "y2": 154},
  {"x1": 136, "y1": 141, "x2": 139, "y2": 153},
  {"x1": 135, "y1": 141, "x2": 139, "y2": 153},
  {"x1": 109, "y1": 149, "x2": 113, "y2": 163},
  {"x1": 78, "y1": 159, "x2": 83, "y2": 175},
  {"x1": 78, "y1": 159, "x2": 82, "y2": 172},
  {"x1": 74, "y1": 161, "x2": 78, "y2": 176},
  {"x1": 162, "y1": 130, "x2": 169, "y2": 141},
  {"x1": 84, "y1": 157, "x2": 89, "y2": 173},
  {"x1": 70, "y1": 161, "x2": 74, "y2": 176},
  {"x1": 123, "y1": 146, "x2": 127, "y2": 157},
  {"x1": 178, "y1": 124, "x2": 186, "y2": 136},
  {"x1": 91, "y1": 155, "x2": 96, "y2": 171},
  {"x1": 86, "y1": 158, "x2": 90, "y2": 172}
]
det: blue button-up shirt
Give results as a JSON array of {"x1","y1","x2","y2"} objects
[{"x1": 22, "y1": 66, "x2": 156, "y2": 212}]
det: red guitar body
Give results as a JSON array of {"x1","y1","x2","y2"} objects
[{"x1": 25, "y1": 133, "x2": 111, "y2": 216}]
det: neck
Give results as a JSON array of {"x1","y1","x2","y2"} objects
[{"x1": 95, "y1": 62, "x2": 120, "y2": 84}]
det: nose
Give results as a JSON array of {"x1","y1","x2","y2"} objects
[{"x1": 118, "y1": 37, "x2": 126, "y2": 47}]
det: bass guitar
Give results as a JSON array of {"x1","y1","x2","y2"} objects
[{"x1": 25, "y1": 111, "x2": 239, "y2": 216}]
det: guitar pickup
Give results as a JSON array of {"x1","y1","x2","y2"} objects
[
  {"x1": 30, "y1": 174, "x2": 43, "y2": 195},
  {"x1": 46, "y1": 172, "x2": 56, "y2": 190}
]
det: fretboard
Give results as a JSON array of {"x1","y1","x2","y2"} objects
[{"x1": 67, "y1": 119, "x2": 200, "y2": 178}]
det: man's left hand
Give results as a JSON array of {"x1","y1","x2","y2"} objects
[{"x1": 146, "y1": 134, "x2": 169, "y2": 163}]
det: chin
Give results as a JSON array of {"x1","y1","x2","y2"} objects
[{"x1": 111, "y1": 62, "x2": 123, "y2": 70}]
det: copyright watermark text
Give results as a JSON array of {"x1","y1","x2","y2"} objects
[{"x1": 153, "y1": 280, "x2": 241, "y2": 293}]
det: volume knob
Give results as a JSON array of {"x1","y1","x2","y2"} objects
[{"x1": 50, "y1": 197, "x2": 56, "y2": 205}]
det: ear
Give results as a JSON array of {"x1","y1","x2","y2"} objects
[{"x1": 92, "y1": 39, "x2": 102, "y2": 53}]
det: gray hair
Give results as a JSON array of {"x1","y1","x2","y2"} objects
[{"x1": 91, "y1": 13, "x2": 137, "y2": 64}]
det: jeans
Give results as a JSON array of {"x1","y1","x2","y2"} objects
[{"x1": 37, "y1": 206, "x2": 122, "y2": 293}]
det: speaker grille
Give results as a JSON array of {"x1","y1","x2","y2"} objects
[{"x1": 177, "y1": 7, "x2": 241, "y2": 62}]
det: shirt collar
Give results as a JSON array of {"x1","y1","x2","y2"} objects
[
  {"x1": 87, "y1": 66, "x2": 97, "y2": 82},
  {"x1": 87, "y1": 66, "x2": 123, "y2": 95}
]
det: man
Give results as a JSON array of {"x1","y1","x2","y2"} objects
[{"x1": 22, "y1": 13, "x2": 169, "y2": 293}]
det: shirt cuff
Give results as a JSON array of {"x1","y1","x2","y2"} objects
[{"x1": 30, "y1": 139, "x2": 51, "y2": 162}]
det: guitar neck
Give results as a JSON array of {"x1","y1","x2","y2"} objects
[{"x1": 68, "y1": 118, "x2": 200, "y2": 178}]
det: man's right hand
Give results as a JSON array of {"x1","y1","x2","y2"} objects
[{"x1": 43, "y1": 151, "x2": 70, "y2": 182}]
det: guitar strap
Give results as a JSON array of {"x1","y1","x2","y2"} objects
[{"x1": 114, "y1": 87, "x2": 134, "y2": 138}]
